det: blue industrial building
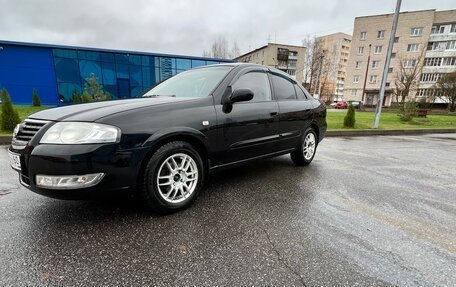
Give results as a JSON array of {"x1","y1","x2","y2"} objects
[{"x1": 0, "y1": 40, "x2": 234, "y2": 105}]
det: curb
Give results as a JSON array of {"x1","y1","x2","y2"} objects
[
  {"x1": 0, "y1": 135, "x2": 12, "y2": 145},
  {"x1": 1, "y1": 128, "x2": 455, "y2": 145},
  {"x1": 325, "y1": 128, "x2": 456, "y2": 137}
]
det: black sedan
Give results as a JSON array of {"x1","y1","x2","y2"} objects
[{"x1": 8, "y1": 63, "x2": 326, "y2": 213}]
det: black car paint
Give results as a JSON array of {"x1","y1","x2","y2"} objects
[{"x1": 9, "y1": 64, "x2": 327, "y2": 199}]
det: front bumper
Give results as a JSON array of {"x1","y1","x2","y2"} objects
[{"x1": 9, "y1": 143, "x2": 149, "y2": 199}]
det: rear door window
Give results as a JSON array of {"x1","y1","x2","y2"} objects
[
  {"x1": 270, "y1": 74, "x2": 297, "y2": 100},
  {"x1": 294, "y1": 84, "x2": 308, "y2": 100}
]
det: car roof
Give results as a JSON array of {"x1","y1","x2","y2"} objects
[{"x1": 196, "y1": 63, "x2": 297, "y2": 83}]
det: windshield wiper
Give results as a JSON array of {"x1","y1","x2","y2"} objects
[{"x1": 143, "y1": 94, "x2": 176, "y2": 98}]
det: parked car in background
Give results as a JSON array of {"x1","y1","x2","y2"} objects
[
  {"x1": 335, "y1": 101, "x2": 348, "y2": 109},
  {"x1": 8, "y1": 63, "x2": 327, "y2": 213}
]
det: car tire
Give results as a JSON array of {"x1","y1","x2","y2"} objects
[
  {"x1": 141, "y1": 141, "x2": 204, "y2": 214},
  {"x1": 290, "y1": 127, "x2": 318, "y2": 166}
]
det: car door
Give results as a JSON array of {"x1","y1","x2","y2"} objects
[
  {"x1": 213, "y1": 67, "x2": 280, "y2": 166},
  {"x1": 269, "y1": 72, "x2": 314, "y2": 151}
]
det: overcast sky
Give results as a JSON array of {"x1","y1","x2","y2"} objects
[{"x1": 0, "y1": 0, "x2": 455, "y2": 58}]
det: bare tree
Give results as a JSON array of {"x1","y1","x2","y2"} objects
[
  {"x1": 203, "y1": 36, "x2": 240, "y2": 59},
  {"x1": 434, "y1": 71, "x2": 456, "y2": 112},
  {"x1": 302, "y1": 35, "x2": 324, "y2": 93},
  {"x1": 392, "y1": 49, "x2": 425, "y2": 108},
  {"x1": 230, "y1": 40, "x2": 241, "y2": 59},
  {"x1": 320, "y1": 43, "x2": 341, "y2": 102},
  {"x1": 302, "y1": 35, "x2": 339, "y2": 101}
]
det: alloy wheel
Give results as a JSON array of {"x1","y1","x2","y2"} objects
[{"x1": 156, "y1": 153, "x2": 198, "y2": 203}]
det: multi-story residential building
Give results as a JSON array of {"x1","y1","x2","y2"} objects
[
  {"x1": 344, "y1": 9, "x2": 456, "y2": 107},
  {"x1": 316, "y1": 33, "x2": 352, "y2": 102},
  {"x1": 236, "y1": 43, "x2": 306, "y2": 84}
]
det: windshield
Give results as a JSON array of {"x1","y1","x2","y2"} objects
[{"x1": 143, "y1": 66, "x2": 233, "y2": 98}]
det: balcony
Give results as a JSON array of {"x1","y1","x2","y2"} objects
[
  {"x1": 429, "y1": 33, "x2": 456, "y2": 42},
  {"x1": 288, "y1": 54, "x2": 298, "y2": 60},
  {"x1": 277, "y1": 48, "x2": 289, "y2": 61},
  {"x1": 426, "y1": 49, "x2": 456, "y2": 58},
  {"x1": 277, "y1": 53, "x2": 288, "y2": 61}
]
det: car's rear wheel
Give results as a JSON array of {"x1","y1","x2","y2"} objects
[
  {"x1": 290, "y1": 127, "x2": 318, "y2": 166},
  {"x1": 141, "y1": 141, "x2": 204, "y2": 214}
]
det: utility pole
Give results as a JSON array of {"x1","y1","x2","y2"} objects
[
  {"x1": 373, "y1": 0, "x2": 401, "y2": 128},
  {"x1": 316, "y1": 50, "x2": 325, "y2": 99},
  {"x1": 361, "y1": 44, "x2": 372, "y2": 104}
]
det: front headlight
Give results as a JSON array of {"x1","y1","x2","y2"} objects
[
  {"x1": 12, "y1": 124, "x2": 20, "y2": 138},
  {"x1": 40, "y1": 122, "x2": 120, "y2": 144}
]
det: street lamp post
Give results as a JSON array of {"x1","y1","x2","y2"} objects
[
  {"x1": 361, "y1": 44, "x2": 372, "y2": 104},
  {"x1": 373, "y1": 0, "x2": 402, "y2": 128}
]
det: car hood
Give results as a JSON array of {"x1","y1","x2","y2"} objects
[{"x1": 29, "y1": 97, "x2": 195, "y2": 122}]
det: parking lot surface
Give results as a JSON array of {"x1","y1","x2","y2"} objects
[{"x1": 0, "y1": 134, "x2": 455, "y2": 286}]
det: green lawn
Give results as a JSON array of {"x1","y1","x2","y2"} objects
[
  {"x1": 327, "y1": 110, "x2": 456, "y2": 130},
  {"x1": 1, "y1": 106, "x2": 456, "y2": 135},
  {"x1": 0, "y1": 105, "x2": 50, "y2": 134}
]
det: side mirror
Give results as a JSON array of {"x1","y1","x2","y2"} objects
[{"x1": 229, "y1": 88, "x2": 254, "y2": 103}]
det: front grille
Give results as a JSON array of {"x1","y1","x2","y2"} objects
[{"x1": 15, "y1": 119, "x2": 49, "y2": 142}]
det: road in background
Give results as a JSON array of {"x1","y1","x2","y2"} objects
[{"x1": 0, "y1": 134, "x2": 455, "y2": 286}]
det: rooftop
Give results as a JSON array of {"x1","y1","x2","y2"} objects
[
  {"x1": 0, "y1": 39, "x2": 235, "y2": 62},
  {"x1": 236, "y1": 42, "x2": 306, "y2": 59}
]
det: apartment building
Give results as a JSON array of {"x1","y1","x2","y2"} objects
[
  {"x1": 316, "y1": 33, "x2": 352, "y2": 102},
  {"x1": 236, "y1": 43, "x2": 306, "y2": 84},
  {"x1": 344, "y1": 9, "x2": 456, "y2": 106}
]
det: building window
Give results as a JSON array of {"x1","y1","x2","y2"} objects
[
  {"x1": 385, "y1": 82, "x2": 390, "y2": 87},
  {"x1": 442, "y1": 57, "x2": 456, "y2": 66},
  {"x1": 410, "y1": 27, "x2": 423, "y2": 36},
  {"x1": 372, "y1": 60, "x2": 380, "y2": 69},
  {"x1": 388, "y1": 67, "x2": 393, "y2": 73},
  {"x1": 431, "y1": 25, "x2": 445, "y2": 34},
  {"x1": 351, "y1": 89, "x2": 357, "y2": 96},
  {"x1": 448, "y1": 41, "x2": 456, "y2": 50},
  {"x1": 404, "y1": 59, "x2": 416, "y2": 68},
  {"x1": 391, "y1": 52, "x2": 396, "y2": 58},
  {"x1": 394, "y1": 37, "x2": 399, "y2": 43},
  {"x1": 421, "y1": 73, "x2": 443, "y2": 82},
  {"x1": 355, "y1": 61, "x2": 361, "y2": 69},
  {"x1": 369, "y1": 75, "x2": 378, "y2": 83},
  {"x1": 424, "y1": 57, "x2": 442, "y2": 66},
  {"x1": 377, "y1": 30, "x2": 385, "y2": 39},
  {"x1": 451, "y1": 24, "x2": 456, "y2": 33},
  {"x1": 353, "y1": 75, "x2": 360, "y2": 83},
  {"x1": 288, "y1": 59, "x2": 297, "y2": 67},
  {"x1": 357, "y1": 46, "x2": 364, "y2": 55},
  {"x1": 407, "y1": 44, "x2": 420, "y2": 52},
  {"x1": 427, "y1": 41, "x2": 447, "y2": 51},
  {"x1": 374, "y1": 45, "x2": 383, "y2": 54},
  {"x1": 360, "y1": 31, "x2": 367, "y2": 40},
  {"x1": 287, "y1": 69, "x2": 296, "y2": 76}
]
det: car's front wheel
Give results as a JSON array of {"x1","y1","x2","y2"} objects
[
  {"x1": 141, "y1": 141, "x2": 204, "y2": 214},
  {"x1": 290, "y1": 127, "x2": 318, "y2": 166}
]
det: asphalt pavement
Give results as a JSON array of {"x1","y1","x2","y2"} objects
[{"x1": 0, "y1": 134, "x2": 455, "y2": 287}]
